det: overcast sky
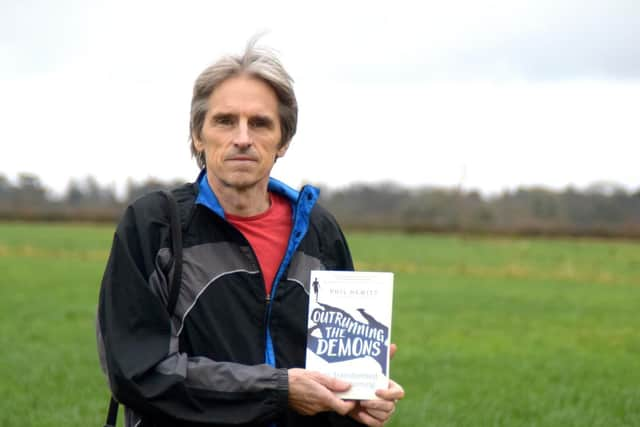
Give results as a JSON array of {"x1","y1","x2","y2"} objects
[{"x1": 1, "y1": 0, "x2": 639, "y2": 196}]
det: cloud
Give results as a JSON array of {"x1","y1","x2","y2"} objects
[
  {"x1": 311, "y1": 0, "x2": 640, "y2": 84},
  {"x1": 1, "y1": 0, "x2": 639, "y2": 195},
  {"x1": 3, "y1": 0, "x2": 639, "y2": 82},
  {"x1": 0, "y1": 0, "x2": 90, "y2": 77}
]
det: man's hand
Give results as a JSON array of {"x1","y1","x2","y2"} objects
[
  {"x1": 288, "y1": 368, "x2": 356, "y2": 416},
  {"x1": 348, "y1": 379, "x2": 405, "y2": 427},
  {"x1": 348, "y1": 343, "x2": 404, "y2": 426},
  {"x1": 389, "y1": 343, "x2": 397, "y2": 360}
]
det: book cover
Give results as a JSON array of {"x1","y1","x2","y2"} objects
[{"x1": 305, "y1": 270, "x2": 394, "y2": 400}]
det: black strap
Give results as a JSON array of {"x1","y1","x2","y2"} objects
[
  {"x1": 104, "y1": 190, "x2": 184, "y2": 427},
  {"x1": 162, "y1": 190, "x2": 183, "y2": 316},
  {"x1": 104, "y1": 396, "x2": 118, "y2": 427}
]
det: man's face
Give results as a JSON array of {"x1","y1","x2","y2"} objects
[{"x1": 194, "y1": 74, "x2": 287, "y2": 192}]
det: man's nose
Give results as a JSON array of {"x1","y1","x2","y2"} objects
[{"x1": 233, "y1": 121, "x2": 252, "y2": 149}]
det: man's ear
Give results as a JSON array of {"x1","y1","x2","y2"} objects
[
  {"x1": 276, "y1": 141, "x2": 290, "y2": 159},
  {"x1": 193, "y1": 133, "x2": 205, "y2": 152}
]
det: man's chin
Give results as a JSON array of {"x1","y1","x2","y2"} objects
[{"x1": 220, "y1": 176, "x2": 265, "y2": 191}]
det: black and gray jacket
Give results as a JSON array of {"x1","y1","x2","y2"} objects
[{"x1": 97, "y1": 171, "x2": 359, "y2": 427}]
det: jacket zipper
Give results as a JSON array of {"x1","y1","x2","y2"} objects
[{"x1": 264, "y1": 186, "x2": 316, "y2": 367}]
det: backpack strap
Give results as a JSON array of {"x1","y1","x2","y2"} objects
[
  {"x1": 104, "y1": 396, "x2": 119, "y2": 427},
  {"x1": 104, "y1": 189, "x2": 184, "y2": 427},
  {"x1": 163, "y1": 190, "x2": 183, "y2": 316}
]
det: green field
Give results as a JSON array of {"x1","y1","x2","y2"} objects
[{"x1": 1, "y1": 222, "x2": 639, "y2": 426}]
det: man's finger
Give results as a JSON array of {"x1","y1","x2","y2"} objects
[
  {"x1": 359, "y1": 399, "x2": 395, "y2": 414},
  {"x1": 350, "y1": 407, "x2": 385, "y2": 427},
  {"x1": 389, "y1": 343, "x2": 398, "y2": 360},
  {"x1": 288, "y1": 368, "x2": 355, "y2": 416},
  {"x1": 359, "y1": 399, "x2": 395, "y2": 423},
  {"x1": 363, "y1": 407, "x2": 392, "y2": 423},
  {"x1": 330, "y1": 397, "x2": 357, "y2": 416},
  {"x1": 375, "y1": 379, "x2": 405, "y2": 401}
]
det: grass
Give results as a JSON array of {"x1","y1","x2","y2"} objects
[
  {"x1": 348, "y1": 233, "x2": 640, "y2": 426},
  {"x1": 0, "y1": 223, "x2": 639, "y2": 426},
  {"x1": 0, "y1": 223, "x2": 114, "y2": 426}
]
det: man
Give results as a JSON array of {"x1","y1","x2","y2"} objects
[{"x1": 97, "y1": 40, "x2": 404, "y2": 427}]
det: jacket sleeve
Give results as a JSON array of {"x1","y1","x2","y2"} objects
[{"x1": 97, "y1": 202, "x2": 288, "y2": 425}]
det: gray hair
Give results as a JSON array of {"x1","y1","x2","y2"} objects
[{"x1": 189, "y1": 38, "x2": 298, "y2": 169}]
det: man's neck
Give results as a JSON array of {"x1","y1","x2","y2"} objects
[{"x1": 208, "y1": 176, "x2": 271, "y2": 217}]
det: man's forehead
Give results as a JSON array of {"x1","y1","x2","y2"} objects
[
  {"x1": 208, "y1": 75, "x2": 279, "y2": 115},
  {"x1": 209, "y1": 103, "x2": 277, "y2": 117}
]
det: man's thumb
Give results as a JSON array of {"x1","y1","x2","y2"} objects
[
  {"x1": 314, "y1": 373, "x2": 352, "y2": 392},
  {"x1": 324, "y1": 377, "x2": 351, "y2": 391}
]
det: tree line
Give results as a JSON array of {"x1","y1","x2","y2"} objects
[{"x1": 2, "y1": 173, "x2": 639, "y2": 238}]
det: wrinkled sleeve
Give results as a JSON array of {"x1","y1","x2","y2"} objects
[{"x1": 96, "y1": 204, "x2": 288, "y2": 425}]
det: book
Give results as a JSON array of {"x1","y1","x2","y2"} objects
[{"x1": 305, "y1": 270, "x2": 394, "y2": 400}]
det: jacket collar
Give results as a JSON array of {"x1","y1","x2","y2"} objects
[{"x1": 194, "y1": 169, "x2": 317, "y2": 218}]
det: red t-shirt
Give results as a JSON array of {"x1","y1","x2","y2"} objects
[{"x1": 226, "y1": 193, "x2": 293, "y2": 296}]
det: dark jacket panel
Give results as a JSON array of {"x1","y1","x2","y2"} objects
[{"x1": 98, "y1": 180, "x2": 361, "y2": 427}]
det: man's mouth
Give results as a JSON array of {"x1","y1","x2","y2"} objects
[{"x1": 227, "y1": 156, "x2": 256, "y2": 162}]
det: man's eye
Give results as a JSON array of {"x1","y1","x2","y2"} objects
[
  {"x1": 250, "y1": 118, "x2": 271, "y2": 129},
  {"x1": 214, "y1": 116, "x2": 233, "y2": 126}
]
